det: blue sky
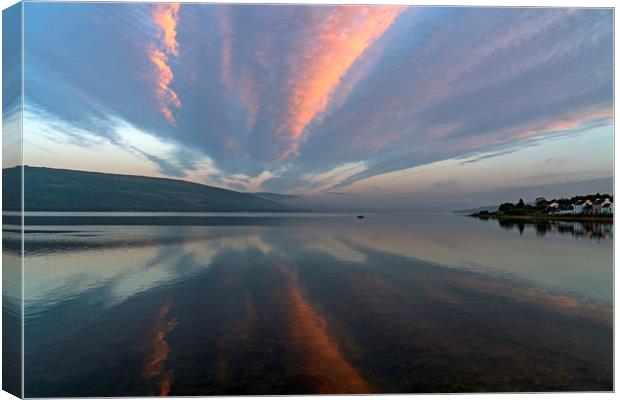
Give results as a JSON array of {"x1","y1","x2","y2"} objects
[{"x1": 8, "y1": 4, "x2": 614, "y2": 207}]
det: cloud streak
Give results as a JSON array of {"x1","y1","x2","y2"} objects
[
  {"x1": 284, "y1": 8, "x2": 613, "y2": 192},
  {"x1": 217, "y1": 6, "x2": 260, "y2": 132},
  {"x1": 217, "y1": 6, "x2": 233, "y2": 88},
  {"x1": 22, "y1": 5, "x2": 613, "y2": 197},
  {"x1": 153, "y1": 3, "x2": 181, "y2": 54},
  {"x1": 149, "y1": 3, "x2": 181, "y2": 125},
  {"x1": 276, "y1": 6, "x2": 404, "y2": 158}
]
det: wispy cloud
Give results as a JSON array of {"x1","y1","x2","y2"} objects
[
  {"x1": 153, "y1": 3, "x2": 181, "y2": 54},
  {"x1": 518, "y1": 107, "x2": 613, "y2": 140},
  {"x1": 22, "y1": 5, "x2": 613, "y2": 197},
  {"x1": 294, "y1": 8, "x2": 612, "y2": 191},
  {"x1": 217, "y1": 6, "x2": 260, "y2": 132},
  {"x1": 276, "y1": 6, "x2": 404, "y2": 158},
  {"x1": 148, "y1": 48, "x2": 181, "y2": 125},
  {"x1": 217, "y1": 6, "x2": 234, "y2": 88},
  {"x1": 245, "y1": 170, "x2": 274, "y2": 192},
  {"x1": 149, "y1": 3, "x2": 181, "y2": 125}
]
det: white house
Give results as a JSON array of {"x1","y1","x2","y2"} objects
[
  {"x1": 601, "y1": 198, "x2": 614, "y2": 214},
  {"x1": 551, "y1": 198, "x2": 612, "y2": 215},
  {"x1": 573, "y1": 201, "x2": 584, "y2": 214}
]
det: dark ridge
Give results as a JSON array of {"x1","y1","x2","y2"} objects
[{"x1": 2, "y1": 166, "x2": 295, "y2": 212}]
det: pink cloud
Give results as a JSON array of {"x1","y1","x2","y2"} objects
[
  {"x1": 276, "y1": 6, "x2": 405, "y2": 158},
  {"x1": 149, "y1": 3, "x2": 182, "y2": 126}
]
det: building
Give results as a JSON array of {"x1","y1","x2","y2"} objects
[
  {"x1": 601, "y1": 198, "x2": 614, "y2": 214},
  {"x1": 549, "y1": 198, "x2": 613, "y2": 215},
  {"x1": 582, "y1": 199, "x2": 594, "y2": 213},
  {"x1": 593, "y1": 198, "x2": 603, "y2": 214}
]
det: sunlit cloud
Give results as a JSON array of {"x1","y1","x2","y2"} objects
[
  {"x1": 149, "y1": 3, "x2": 181, "y2": 125},
  {"x1": 518, "y1": 107, "x2": 613, "y2": 140},
  {"x1": 276, "y1": 6, "x2": 404, "y2": 159},
  {"x1": 300, "y1": 161, "x2": 368, "y2": 194},
  {"x1": 153, "y1": 3, "x2": 180, "y2": 54},
  {"x1": 148, "y1": 48, "x2": 181, "y2": 125},
  {"x1": 22, "y1": 105, "x2": 226, "y2": 187},
  {"x1": 245, "y1": 170, "x2": 275, "y2": 192},
  {"x1": 22, "y1": 4, "x2": 613, "y2": 202}
]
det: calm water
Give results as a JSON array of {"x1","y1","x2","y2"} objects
[{"x1": 4, "y1": 213, "x2": 613, "y2": 395}]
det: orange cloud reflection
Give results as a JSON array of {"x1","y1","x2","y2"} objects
[
  {"x1": 278, "y1": 265, "x2": 372, "y2": 393},
  {"x1": 144, "y1": 300, "x2": 177, "y2": 396}
]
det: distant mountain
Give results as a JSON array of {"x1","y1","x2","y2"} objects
[
  {"x1": 2, "y1": 166, "x2": 293, "y2": 212},
  {"x1": 453, "y1": 205, "x2": 499, "y2": 214},
  {"x1": 249, "y1": 192, "x2": 299, "y2": 203}
]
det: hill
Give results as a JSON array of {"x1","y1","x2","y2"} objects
[
  {"x1": 249, "y1": 192, "x2": 299, "y2": 203},
  {"x1": 453, "y1": 205, "x2": 499, "y2": 214},
  {"x1": 2, "y1": 166, "x2": 294, "y2": 212}
]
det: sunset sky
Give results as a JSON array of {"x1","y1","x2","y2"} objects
[{"x1": 5, "y1": 4, "x2": 614, "y2": 209}]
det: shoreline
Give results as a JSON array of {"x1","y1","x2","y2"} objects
[{"x1": 471, "y1": 214, "x2": 613, "y2": 223}]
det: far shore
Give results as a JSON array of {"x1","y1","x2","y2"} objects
[{"x1": 471, "y1": 213, "x2": 613, "y2": 223}]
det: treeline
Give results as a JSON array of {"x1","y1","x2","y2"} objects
[
  {"x1": 471, "y1": 198, "x2": 538, "y2": 217},
  {"x1": 496, "y1": 198, "x2": 539, "y2": 216},
  {"x1": 474, "y1": 193, "x2": 613, "y2": 217}
]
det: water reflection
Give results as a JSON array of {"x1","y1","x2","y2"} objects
[
  {"x1": 21, "y1": 214, "x2": 612, "y2": 396},
  {"x1": 496, "y1": 218, "x2": 613, "y2": 239},
  {"x1": 2, "y1": 227, "x2": 22, "y2": 397},
  {"x1": 144, "y1": 299, "x2": 176, "y2": 396}
]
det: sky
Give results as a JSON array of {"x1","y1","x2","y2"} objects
[{"x1": 4, "y1": 4, "x2": 614, "y2": 209}]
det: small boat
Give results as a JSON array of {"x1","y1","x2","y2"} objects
[{"x1": 356, "y1": 215, "x2": 365, "y2": 219}]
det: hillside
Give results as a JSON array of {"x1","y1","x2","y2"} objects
[
  {"x1": 249, "y1": 192, "x2": 299, "y2": 203},
  {"x1": 2, "y1": 166, "x2": 293, "y2": 212},
  {"x1": 453, "y1": 205, "x2": 499, "y2": 214}
]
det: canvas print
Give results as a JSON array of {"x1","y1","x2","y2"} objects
[{"x1": 2, "y1": 2, "x2": 614, "y2": 397}]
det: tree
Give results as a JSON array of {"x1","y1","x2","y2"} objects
[
  {"x1": 535, "y1": 197, "x2": 547, "y2": 208},
  {"x1": 517, "y1": 198, "x2": 525, "y2": 208},
  {"x1": 499, "y1": 203, "x2": 514, "y2": 213}
]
